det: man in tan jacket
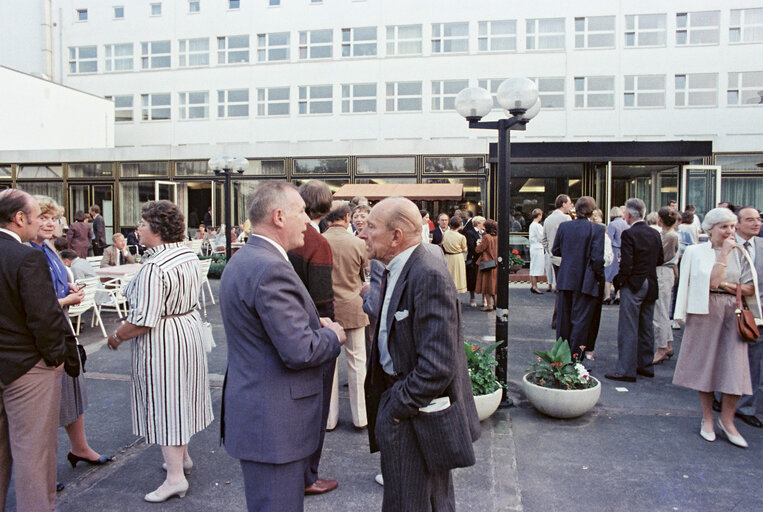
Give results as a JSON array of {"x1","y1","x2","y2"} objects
[
  {"x1": 101, "y1": 233, "x2": 135, "y2": 267},
  {"x1": 323, "y1": 202, "x2": 370, "y2": 430}
]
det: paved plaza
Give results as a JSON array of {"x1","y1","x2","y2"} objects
[{"x1": 4, "y1": 280, "x2": 762, "y2": 511}]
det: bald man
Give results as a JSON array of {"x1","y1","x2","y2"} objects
[{"x1": 360, "y1": 197, "x2": 479, "y2": 512}]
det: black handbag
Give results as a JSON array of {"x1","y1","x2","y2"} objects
[{"x1": 479, "y1": 259, "x2": 497, "y2": 270}]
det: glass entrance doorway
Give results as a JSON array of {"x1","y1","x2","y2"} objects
[
  {"x1": 68, "y1": 184, "x2": 114, "y2": 241},
  {"x1": 608, "y1": 164, "x2": 679, "y2": 215},
  {"x1": 176, "y1": 181, "x2": 214, "y2": 237}
]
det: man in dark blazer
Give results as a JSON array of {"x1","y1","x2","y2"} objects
[
  {"x1": 361, "y1": 197, "x2": 480, "y2": 511},
  {"x1": 552, "y1": 196, "x2": 605, "y2": 361},
  {"x1": 89, "y1": 204, "x2": 107, "y2": 256},
  {"x1": 606, "y1": 198, "x2": 664, "y2": 382},
  {"x1": 429, "y1": 212, "x2": 449, "y2": 245},
  {"x1": 0, "y1": 189, "x2": 76, "y2": 511},
  {"x1": 220, "y1": 182, "x2": 345, "y2": 512}
]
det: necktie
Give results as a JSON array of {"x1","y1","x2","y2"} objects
[
  {"x1": 743, "y1": 241, "x2": 751, "y2": 254},
  {"x1": 118, "y1": 251, "x2": 124, "y2": 266}
]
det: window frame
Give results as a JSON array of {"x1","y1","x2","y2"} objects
[
  {"x1": 256, "y1": 87, "x2": 290, "y2": 117},
  {"x1": 530, "y1": 76, "x2": 566, "y2": 109},
  {"x1": 624, "y1": 13, "x2": 667, "y2": 48},
  {"x1": 729, "y1": 8, "x2": 763, "y2": 44},
  {"x1": 217, "y1": 35, "x2": 250, "y2": 65},
  {"x1": 76, "y1": 8, "x2": 88, "y2": 22},
  {"x1": 574, "y1": 15, "x2": 615, "y2": 49},
  {"x1": 386, "y1": 24, "x2": 423, "y2": 56},
  {"x1": 140, "y1": 40, "x2": 171, "y2": 69},
  {"x1": 623, "y1": 74, "x2": 666, "y2": 108},
  {"x1": 676, "y1": 11, "x2": 720, "y2": 46},
  {"x1": 140, "y1": 93, "x2": 171, "y2": 121},
  {"x1": 341, "y1": 26, "x2": 378, "y2": 58},
  {"x1": 105, "y1": 95, "x2": 134, "y2": 122},
  {"x1": 298, "y1": 85, "x2": 333, "y2": 115},
  {"x1": 526, "y1": 18, "x2": 566, "y2": 51},
  {"x1": 431, "y1": 79, "x2": 469, "y2": 111},
  {"x1": 674, "y1": 73, "x2": 718, "y2": 108},
  {"x1": 179, "y1": 38, "x2": 209, "y2": 67},
  {"x1": 574, "y1": 75, "x2": 615, "y2": 109},
  {"x1": 150, "y1": 2, "x2": 162, "y2": 16},
  {"x1": 188, "y1": 0, "x2": 200, "y2": 14},
  {"x1": 68, "y1": 45, "x2": 98, "y2": 74},
  {"x1": 113, "y1": 6, "x2": 124, "y2": 19},
  {"x1": 726, "y1": 71, "x2": 763, "y2": 106},
  {"x1": 341, "y1": 83, "x2": 377, "y2": 114},
  {"x1": 217, "y1": 89, "x2": 250, "y2": 118},
  {"x1": 385, "y1": 81, "x2": 423, "y2": 112},
  {"x1": 257, "y1": 32, "x2": 290, "y2": 62},
  {"x1": 431, "y1": 22, "x2": 469, "y2": 54},
  {"x1": 298, "y1": 29, "x2": 333, "y2": 59},
  {"x1": 178, "y1": 91, "x2": 209, "y2": 120},
  {"x1": 477, "y1": 20, "x2": 517, "y2": 53},
  {"x1": 104, "y1": 43, "x2": 133, "y2": 72}
]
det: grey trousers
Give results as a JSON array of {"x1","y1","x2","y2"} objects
[
  {"x1": 733, "y1": 337, "x2": 762, "y2": 416},
  {"x1": 241, "y1": 457, "x2": 307, "y2": 512},
  {"x1": 616, "y1": 280, "x2": 656, "y2": 377}
]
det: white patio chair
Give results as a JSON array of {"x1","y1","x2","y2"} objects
[
  {"x1": 98, "y1": 273, "x2": 135, "y2": 318},
  {"x1": 86, "y1": 255, "x2": 103, "y2": 268},
  {"x1": 69, "y1": 277, "x2": 107, "y2": 338},
  {"x1": 190, "y1": 239, "x2": 204, "y2": 255},
  {"x1": 198, "y1": 258, "x2": 215, "y2": 305}
]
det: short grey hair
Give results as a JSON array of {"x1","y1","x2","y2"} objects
[
  {"x1": 112, "y1": 233, "x2": 125, "y2": 242},
  {"x1": 646, "y1": 212, "x2": 659, "y2": 225},
  {"x1": 624, "y1": 198, "x2": 645, "y2": 220},
  {"x1": 247, "y1": 181, "x2": 298, "y2": 226},
  {"x1": 702, "y1": 207, "x2": 737, "y2": 232},
  {"x1": 609, "y1": 206, "x2": 623, "y2": 219}
]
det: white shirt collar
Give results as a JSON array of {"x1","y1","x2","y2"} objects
[
  {"x1": 0, "y1": 228, "x2": 22, "y2": 243},
  {"x1": 386, "y1": 243, "x2": 419, "y2": 279},
  {"x1": 252, "y1": 234, "x2": 289, "y2": 261},
  {"x1": 310, "y1": 221, "x2": 320, "y2": 232}
]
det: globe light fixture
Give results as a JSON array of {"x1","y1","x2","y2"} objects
[
  {"x1": 455, "y1": 87, "x2": 493, "y2": 121},
  {"x1": 497, "y1": 77, "x2": 539, "y2": 115}
]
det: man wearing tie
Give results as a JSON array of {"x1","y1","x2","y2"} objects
[
  {"x1": 361, "y1": 196, "x2": 479, "y2": 511},
  {"x1": 90, "y1": 204, "x2": 107, "y2": 256},
  {"x1": 101, "y1": 233, "x2": 135, "y2": 267}
]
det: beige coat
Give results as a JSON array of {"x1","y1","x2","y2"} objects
[
  {"x1": 101, "y1": 244, "x2": 135, "y2": 267},
  {"x1": 323, "y1": 226, "x2": 369, "y2": 330}
]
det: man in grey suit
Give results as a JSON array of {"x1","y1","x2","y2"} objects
[
  {"x1": 89, "y1": 204, "x2": 106, "y2": 256},
  {"x1": 220, "y1": 182, "x2": 346, "y2": 512},
  {"x1": 361, "y1": 197, "x2": 480, "y2": 511}
]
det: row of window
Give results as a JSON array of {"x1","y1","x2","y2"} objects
[
  {"x1": 67, "y1": 8, "x2": 763, "y2": 74},
  {"x1": 77, "y1": 1, "x2": 257, "y2": 20},
  {"x1": 106, "y1": 72, "x2": 763, "y2": 123}
]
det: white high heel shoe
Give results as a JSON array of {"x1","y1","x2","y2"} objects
[
  {"x1": 162, "y1": 457, "x2": 193, "y2": 474},
  {"x1": 716, "y1": 419, "x2": 748, "y2": 448},
  {"x1": 144, "y1": 479, "x2": 189, "y2": 502},
  {"x1": 699, "y1": 420, "x2": 715, "y2": 442}
]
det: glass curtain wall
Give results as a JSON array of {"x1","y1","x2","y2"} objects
[{"x1": 717, "y1": 154, "x2": 763, "y2": 208}]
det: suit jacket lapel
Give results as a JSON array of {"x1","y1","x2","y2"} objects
[{"x1": 384, "y1": 244, "x2": 424, "y2": 337}]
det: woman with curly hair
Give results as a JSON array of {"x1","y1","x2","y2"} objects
[{"x1": 107, "y1": 201, "x2": 213, "y2": 501}]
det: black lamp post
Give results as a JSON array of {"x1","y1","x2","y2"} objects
[
  {"x1": 455, "y1": 79, "x2": 541, "y2": 407},
  {"x1": 207, "y1": 155, "x2": 249, "y2": 261}
]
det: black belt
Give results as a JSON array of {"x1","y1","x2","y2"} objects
[
  {"x1": 382, "y1": 372, "x2": 400, "y2": 389},
  {"x1": 710, "y1": 289, "x2": 733, "y2": 294},
  {"x1": 444, "y1": 251, "x2": 461, "y2": 255}
]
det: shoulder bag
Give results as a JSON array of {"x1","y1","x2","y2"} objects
[{"x1": 734, "y1": 246, "x2": 760, "y2": 342}]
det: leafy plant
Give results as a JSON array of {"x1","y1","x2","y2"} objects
[
  {"x1": 199, "y1": 254, "x2": 226, "y2": 279},
  {"x1": 509, "y1": 249, "x2": 526, "y2": 266},
  {"x1": 526, "y1": 337, "x2": 597, "y2": 390},
  {"x1": 465, "y1": 341, "x2": 505, "y2": 395}
]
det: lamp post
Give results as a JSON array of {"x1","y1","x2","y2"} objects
[
  {"x1": 207, "y1": 155, "x2": 249, "y2": 261},
  {"x1": 455, "y1": 78, "x2": 540, "y2": 407}
]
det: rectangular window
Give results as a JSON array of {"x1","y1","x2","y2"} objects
[
  {"x1": 526, "y1": 18, "x2": 565, "y2": 50},
  {"x1": 730, "y1": 8, "x2": 763, "y2": 43},
  {"x1": 624, "y1": 13, "x2": 666, "y2": 47},
  {"x1": 179, "y1": 38, "x2": 209, "y2": 66},
  {"x1": 623, "y1": 75, "x2": 665, "y2": 108},
  {"x1": 574, "y1": 15, "x2": 615, "y2": 48},
  {"x1": 386, "y1": 24, "x2": 422, "y2": 56},
  {"x1": 676, "y1": 11, "x2": 719, "y2": 45},
  {"x1": 140, "y1": 40, "x2": 170, "y2": 69},
  {"x1": 68, "y1": 46, "x2": 97, "y2": 74},
  {"x1": 217, "y1": 89, "x2": 249, "y2": 118},
  {"x1": 299, "y1": 29, "x2": 332, "y2": 59},
  {"x1": 150, "y1": 3, "x2": 161, "y2": 16},
  {"x1": 675, "y1": 73, "x2": 717, "y2": 107},
  {"x1": 76, "y1": 8, "x2": 88, "y2": 21},
  {"x1": 478, "y1": 20, "x2": 516, "y2": 52},
  {"x1": 229, "y1": 0, "x2": 240, "y2": 8},
  {"x1": 478, "y1": 78, "x2": 507, "y2": 109},
  {"x1": 431, "y1": 22, "x2": 468, "y2": 53},
  {"x1": 298, "y1": 85, "x2": 333, "y2": 114},
  {"x1": 256, "y1": 87, "x2": 290, "y2": 116},
  {"x1": 140, "y1": 93, "x2": 171, "y2": 121},
  {"x1": 269, "y1": 0, "x2": 280, "y2": 5},
  {"x1": 257, "y1": 32, "x2": 289, "y2": 62},
  {"x1": 341, "y1": 26, "x2": 377, "y2": 57},
  {"x1": 105, "y1": 95, "x2": 133, "y2": 122},
  {"x1": 385, "y1": 81, "x2": 422, "y2": 112},
  {"x1": 574, "y1": 76, "x2": 615, "y2": 108},
  {"x1": 311, "y1": 0, "x2": 322, "y2": 3},
  {"x1": 727, "y1": 71, "x2": 763, "y2": 105},
  {"x1": 113, "y1": 6, "x2": 124, "y2": 19},
  {"x1": 104, "y1": 43, "x2": 133, "y2": 72},
  {"x1": 217, "y1": 35, "x2": 249, "y2": 64},
  {"x1": 188, "y1": 0, "x2": 200, "y2": 13},
  {"x1": 341, "y1": 83, "x2": 377, "y2": 113},
  {"x1": 178, "y1": 91, "x2": 209, "y2": 119},
  {"x1": 531, "y1": 77, "x2": 565, "y2": 108},
  {"x1": 431, "y1": 79, "x2": 469, "y2": 111}
]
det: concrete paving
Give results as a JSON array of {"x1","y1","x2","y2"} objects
[{"x1": 4, "y1": 280, "x2": 762, "y2": 511}]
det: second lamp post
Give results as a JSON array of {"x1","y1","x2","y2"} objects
[{"x1": 208, "y1": 155, "x2": 249, "y2": 261}]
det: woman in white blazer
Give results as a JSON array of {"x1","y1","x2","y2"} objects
[{"x1": 672, "y1": 208, "x2": 762, "y2": 448}]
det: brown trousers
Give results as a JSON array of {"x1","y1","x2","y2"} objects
[{"x1": 0, "y1": 360, "x2": 63, "y2": 512}]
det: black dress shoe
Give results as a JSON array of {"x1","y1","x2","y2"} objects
[
  {"x1": 712, "y1": 398, "x2": 722, "y2": 412},
  {"x1": 612, "y1": 298, "x2": 620, "y2": 305},
  {"x1": 602, "y1": 298, "x2": 612, "y2": 305},
  {"x1": 735, "y1": 412, "x2": 763, "y2": 428},
  {"x1": 67, "y1": 452, "x2": 113, "y2": 468},
  {"x1": 605, "y1": 372, "x2": 636, "y2": 382},
  {"x1": 56, "y1": 482, "x2": 65, "y2": 493},
  {"x1": 636, "y1": 368, "x2": 654, "y2": 378}
]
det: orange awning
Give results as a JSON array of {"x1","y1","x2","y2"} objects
[{"x1": 333, "y1": 183, "x2": 463, "y2": 201}]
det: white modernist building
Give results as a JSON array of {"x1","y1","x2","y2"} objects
[{"x1": 1, "y1": 0, "x2": 762, "y2": 232}]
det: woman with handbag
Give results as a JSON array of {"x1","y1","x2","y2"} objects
[
  {"x1": 673, "y1": 207, "x2": 762, "y2": 448},
  {"x1": 31, "y1": 196, "x2": 112, "y2": 473},
  {"x1": 107, "y1": 201, "x2": 213, "y2": 501},
  {"x1": 475, "y1": 219, "x2": 498, "y2": 311}
]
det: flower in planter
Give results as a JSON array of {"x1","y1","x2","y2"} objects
[
  {"x1": 465, "y1": 341, "x2": 505, "y2": 396},
  {"x1": 526, "y1": 337, "x2": 597, "y2": 390},
  {"x1": 509, "y1": 249, "x2": 526, "y2": 266}
]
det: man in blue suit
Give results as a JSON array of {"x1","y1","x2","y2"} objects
[
  {"x1": 220, "y1": 182, "x2": 346, "y2": 512},
  {"x1": 552, "y1": 196, "x2": 606, "y2": 361}
]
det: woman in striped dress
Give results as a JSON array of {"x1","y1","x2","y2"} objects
[{"x1": 107, "y1": 201, "x2": 213, "y2": 502}]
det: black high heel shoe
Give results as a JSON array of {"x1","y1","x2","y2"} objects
[
  {"x1": 531, "y1": 288, "x2": 543, "y2": 294},
  {"x1": 67, "y1": 452, "x2": 113, "y2": 468}
]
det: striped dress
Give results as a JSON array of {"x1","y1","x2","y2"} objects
[{"x1": 125, "y1": 242, "x2": 213, "y2": 446}]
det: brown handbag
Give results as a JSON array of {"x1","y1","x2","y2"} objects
[{"x1": 735, "y1": 280, "x2": 760, "y2": 342}]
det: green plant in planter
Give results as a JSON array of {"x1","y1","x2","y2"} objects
[
  {"x1": 465, "y1": 341, "x2": 504, "y2": 395},
  {"x1": 199, "y1": 254, "x2": 226, "y2": 279},
  {"x1": 526, "y1": 337, "x2": 596, "y2": 390},
  {"x1": 509, "y1": 249, "x2": 526, "y2": 266}
]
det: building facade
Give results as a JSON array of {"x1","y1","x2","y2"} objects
[{"x1": 1, "y1": 0, "x2": 762, "y2": 235}]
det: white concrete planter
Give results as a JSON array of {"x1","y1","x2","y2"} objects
[
  {"x1": 473, "y1": 388, "x2": 502, "y2": 421},
  {"x1": 522, "y1": 372, "x2": 601, "y2": 419}
]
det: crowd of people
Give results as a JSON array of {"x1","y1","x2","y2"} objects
[{"x1": 1, "y1": 183, "x2": 761, "y2": 511}]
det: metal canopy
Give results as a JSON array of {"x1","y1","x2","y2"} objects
[{"x1": 333, "y1": 183, "x2": 464, "y2": 201}]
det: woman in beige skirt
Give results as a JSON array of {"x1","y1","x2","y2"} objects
[
  {"x1": 672, "y1": 208, "x2": 762, "y2": 448},
  {"x1": 442, "y1": 216, "x2": 467, "y2": 293}
]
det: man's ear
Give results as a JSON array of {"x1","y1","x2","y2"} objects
[
  {"x1": 389, "y1": 227, "x2": 404, "y2": 247},
  {"x1": 271, "y1": 207, "x2": 285, "y2": 228}
]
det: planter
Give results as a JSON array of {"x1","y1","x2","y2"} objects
[
  {"x1": 473, "y1": 388, "x2": 502, "y2": 421},
  {"x1": 509, "y1": 264, "x2": 521, "y2": 274},
  {"x1": 522, "y1": 372, "x2": 601, "y2": 419}
]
